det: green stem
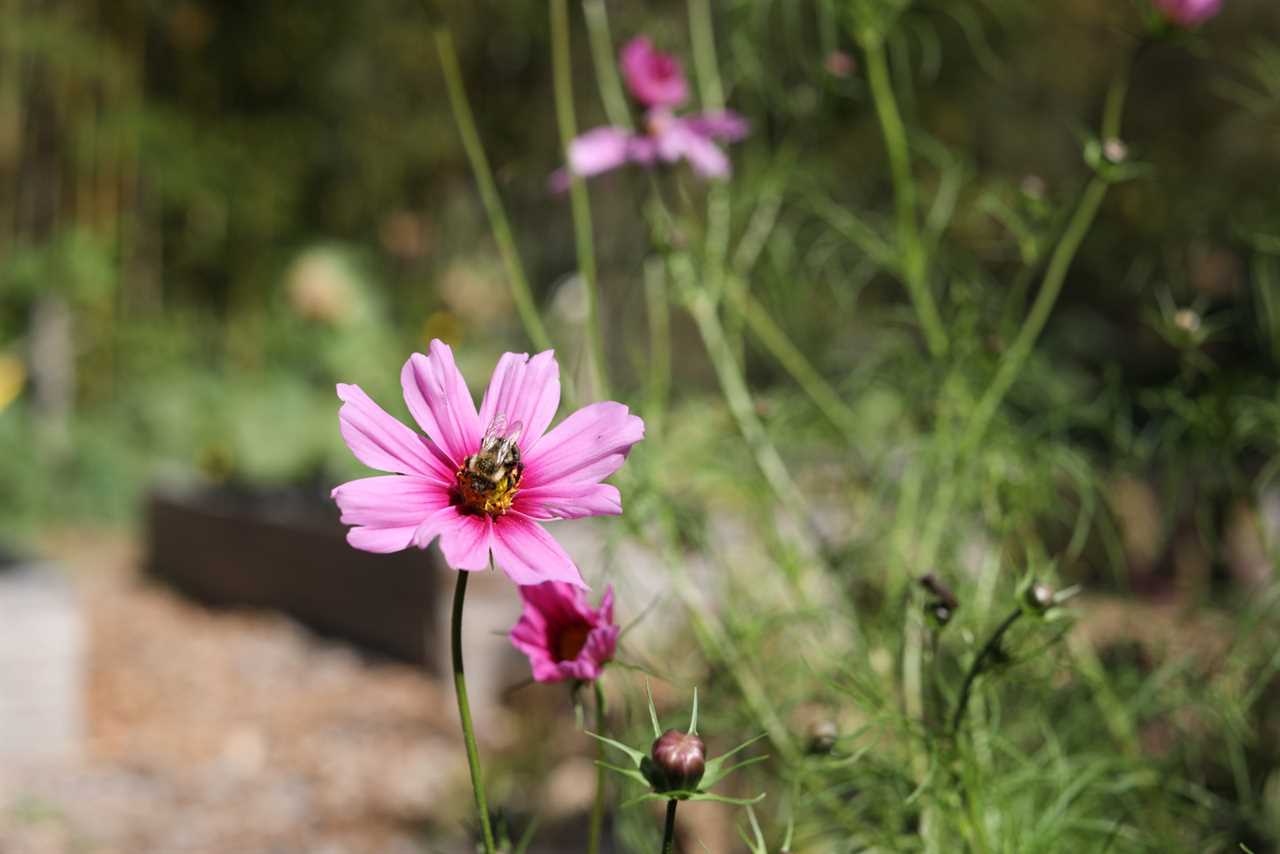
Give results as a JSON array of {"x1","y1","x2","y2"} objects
[
  {"x1": 687, "y1": 0, "x2": 724, "y2": 109},
  {"x1": 588, "y1": 679, "x2": 608, "y2": 854},
  {"x1": 956, "y1": 177, "x2": 1108, "y2": 457},
  {"x1": 434, "y1": 28, "x2": 553, "y2": 354},
  {"x1": 723, "y1": 276, "x2": 859, "y2": 443},
  {"x1": 551, "y1": 0, "x2": 609, "y2": 398},
  {"x1": 862, "y1": 37, "x2": 948, "y2": 358},
  {"x1": 916, "y1": 72, "x2": 1132, "y2": 571},
  {"x1": 949, "y1": 607, "x2": 1023, "y2": 737},
  {"x1": 581, "y1": 0, "x2": 632, "y2": 129},
  {"x1": 643, "y1": 256, "x2": 671, "y2": 440},
  {"x1": 451, "y1": 570, "x2": 496, "y2": 853},
  {"x1": 684, "y1": 285, "x2": 820, "y2": 551},
  {"x1": 662, "y1": 798, "x2": 679, "y2": 854}
]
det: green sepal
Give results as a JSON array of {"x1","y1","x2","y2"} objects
[
  {"x1": 594, "y1": 759, "x2": 650, "y2": 788},
  {"x1": 586, "y1": 730, "x2": 646, "y2": 766},
  {"x1": 702, "y1": 732, "x2": 768, "y2": 787},
  {"x1": 702, "y1": 754, "x2": 769, "y2": 790},
  {"x1": 685, "y1": 791, "x2": 767, "y2": 806},
  {"x1": 645, "y1": 679, "x2": 662, "y2": 739}
]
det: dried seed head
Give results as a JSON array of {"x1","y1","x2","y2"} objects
[{"x1": 646, "y1": 729, "x2": 706, "y2": 792}]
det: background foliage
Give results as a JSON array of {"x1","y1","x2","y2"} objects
[{"x1": 4, "y1": 0, "x2": 1280, "y2": 850}]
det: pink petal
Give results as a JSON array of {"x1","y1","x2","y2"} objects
[
  {"x1": 599, "y1": 584, "x2": 615, "y2": 625},
  {"x1": 683, "y1": 110, "x2": 750, "y2": 142},
  {"x1": 660, "y1": 122, "x2": 730, "y2": 178},
  {"x1": 1155, "y1": 0, "x2": 1221, "y2": 25},
  {"x1": 490, "y1": 514, "x2": 586, "y2": 588},
  {"x1": 346, "y1": 526, "x2": 419, "y2": 554},
  {"x1": 435, "y1": 511, "x2": 493, "y2": 571},
  {"x1": 620, "y1": 37, "x2": 689, "y2": 108},
  {"x1": 515, "y1": 482, "x2": 622, "y2": 520},
  {"x1": 412, "y1": 504, "x2": 466, "y2": 550},
  {"x1": 479, "y1": 350, "x2": 561, "y2": 450},
  {"x1": 569, "y1": 127, "x2": 637, "y2": 177},
  {"x1": 336, "y1": 384, "x2": 453, "y2": 482},
  {"x1": 331, "y1": 475, "x2": 450, "y2": 529},
  {"x1": 509, "y1": 625, "x2": 563, "y2": 682},
  {"x1": 522, "y1": 402, "x2": 645, "y2": 488},
  {"x1": 400, "y1": 340, "x2": 481, "y2": 468},
  {"x1": 520, "y1": 580, "x2": 594, "y2": 625}
]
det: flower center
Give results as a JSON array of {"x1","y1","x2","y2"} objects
[
  {"x1": 454, "y1": 426, "x2": 524, "y2": 518},
  {"x1": 646, "y1": 108, "x2": 675, "y2": 138},
  {"x1": 553, "y1": 623, "x2": 591, "y2": 662}
]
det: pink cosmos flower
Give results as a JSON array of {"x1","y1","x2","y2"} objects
[
  {"x1": 1152, "y1": 0, "x2": 1222, "y2": 27},
  {"x1": 510, "y1": 581, "x2": 619, "y2": 683},
  {"x1": 330, "y1": 340, "x2": 644, "y2": 588},
  {"x1": 558, "y1": 37, "x2": 749, "y2": 184},
  {"x1": 621, "y1": 37, "x2": 689, "y2": 108}
]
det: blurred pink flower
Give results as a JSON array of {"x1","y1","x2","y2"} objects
[
  {"x1": 1152, "y1": 0, "x2": 1222, "y2": 26},
  {"x1": 621, "y1": 37, "x2": 689, "y2": 108},
  {"x1": 510, "y1": 581, "x2": 619, "y2": 683},
  {"x1": 331, "y1": 340, "x2": 644, "y2": 588},
  {"x1": 556, "y1": 37, "x2": 749, "y2": 185}
]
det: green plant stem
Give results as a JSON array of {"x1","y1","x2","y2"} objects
[
  {"x1": 550, "y1": 0, "x2": 609, "y2": 399},
  {"x1": 687, "y1": 0, "x2": 724, "y2": 109},
  {"x1": 723, "y1": 276, "x2": 859, "y2": 443},
  {"x1": 956, "y1": 177, "x2": 1108, "y2": 456},
  {"x1": 643, "y1": 256, "x2": 671, "y2": 440},
  {"x1": 434, "y1": 28, "x2": 552, "y2": 354},
  {"x1": 862, "y1": 36, "x2": 948, "y2": 358},
  {"x1": 950, "y1": 607, "x2": 1023, "y2": 737},
  {"x1": 915, "y1": 73, "x2": 1132, "y2": 571},
  {"x1": 450, "y1": 570, "x2": 495, "y2": 853},
  {"x1": 662, "y1": 798, "x2": 679, "y2": 854},
  {"x1": 684, "y1": 286, "x2": 821, "y2": 553},
  {"x1": 588, "y1": 679, "x2": 608, "y2": 854},
  {"x1": 581, "y1": 0, "x2": 632, "y2": 129}
]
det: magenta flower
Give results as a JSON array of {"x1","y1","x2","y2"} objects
[
  {"x1": 621, "y1": 37, "x2": 689, "y2": 108},
  {"x1": 560, "y1": 37, "x2": 748, "y2": 184},
  {"x1": 1152, "y1": 0, "x2": 1222, "y2": 27},
  {"x1": 510, "y1": 581, "x2": 620, "y2": 683},
  {"x1": 330, "y1": 340, "x2": 644, "y2": 588}
]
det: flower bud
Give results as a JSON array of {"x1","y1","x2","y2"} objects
[
  {"x1": 1102, "y1": 138, "x2": 1129, "y2": 164},
  {"x1": 1024, "y1": 581, "x2": 1054, "y2": 613},
  {"x1": 806, "y1": 719, "x2": 839, "y2": 756},
  {"x1": 645, "y1": 729, "x2": 706, "y2": 792}
]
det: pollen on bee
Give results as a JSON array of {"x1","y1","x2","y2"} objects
[{"x1": 454, "y1": 456, "x2": 524, "y2": 517}]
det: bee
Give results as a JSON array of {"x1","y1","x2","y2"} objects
[{"x1": 458, "y1": 414, "x2": 525, "y2": 514}]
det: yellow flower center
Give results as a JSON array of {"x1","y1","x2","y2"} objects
[{"x1": 454, "y1": 459, "x2": 523, "y2": 517}]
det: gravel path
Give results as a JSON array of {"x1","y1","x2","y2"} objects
[{"x1": 0, "y1": 533, "x2": 471, "y2": 854}]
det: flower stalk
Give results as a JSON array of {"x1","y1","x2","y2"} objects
[
  {"x1": 949, "y1": 607, "x2": 1023, "y2": 737},
  {"x1": 434, "y1": 28, "x2": 553, "y2": 355},
  {"x1": 451, "y1": 569, "x2": 496, "y2": 853},
  {"x1": 662, "y1": 798, "x2": 679, "y2": 854},
  {"x1": 551, "y1": 0, "x2": 610, "y2": 399},
  {"x1": 861, "y1": 35, "x2": 949, "y2": 358},
  {"x1": 588, "y1": 679, "x2": 608, "y2": 854}
]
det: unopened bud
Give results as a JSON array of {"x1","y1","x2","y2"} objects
[
  {"x1": 1025, "y1": 582, "x2": 1054, "y2": 612},
  {"x1": 806, "y1": 720, "x2": 839, "y2": 756},
  {"x1": 1102, "y1": 138, "x2": 1128, "y2": 164},
  {"x1": 645, "y1": 729, "x2": 706, "y2": 792},
  {"x1": 824, "y1": 50, "x2": 856, "y2": 78},
  {"x1": 1174, "y1": 308, "x2": 1201, "y2": 334}
]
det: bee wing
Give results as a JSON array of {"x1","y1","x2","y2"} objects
[
  {"x1": 479, "y1": 414, "x2": 509, "y2": 454},
  {"x1": 493, "y1": 419, "x2": 524, "y2": 467}
]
